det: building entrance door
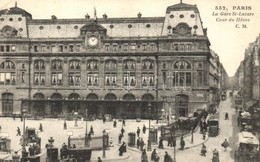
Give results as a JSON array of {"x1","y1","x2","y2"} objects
[{"x1": 176, "y1": 94, "x2": 189, "y2": 117}]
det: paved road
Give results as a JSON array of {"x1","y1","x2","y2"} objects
[{"x1": 0, "y1": 92, "x2": 240, "y2": 162}]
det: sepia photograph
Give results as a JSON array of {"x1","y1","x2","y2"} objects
[{"x1": 0, "y1": 0, "x2": 260, "y2": 161}]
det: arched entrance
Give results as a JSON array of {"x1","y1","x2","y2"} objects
[
  {"x1": 68, "y1": 93, "x2": 80, "y2": 112},
  {"x1": 86, "y1": 93, "x2": 99, "y2": 116},
  {"x1": 33, "y1": 93, "x2": 45, "y2": 115},
  {"x1": 175, "y1": 94, "x2": 189, "y2": 117},
  {"x1": 123, "y1": 93, "x2": 136, "y2": 118},
  {"x1": 50, "y1": 93, "x2": 62, "y2": 116},
  {"x1": 103, "y1": 93, "x2": 117, "y2": 117},
  {"x1": 141, "y1": 93, "x2": 155, "y2": 118}
]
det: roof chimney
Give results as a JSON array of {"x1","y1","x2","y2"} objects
[
  {"x1": 51, "y1": 15, "x2": 57, "y2": 20},
  {"x1": 103, "y1": 13, "x2": 108, "y2": 19},
  {"x1": 137, "y1": 12, "x2": 142, "y2": 18}
]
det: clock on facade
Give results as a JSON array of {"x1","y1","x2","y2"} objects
[{"x1": 88, "y1": 36, "x2": 99, "y2": 46}]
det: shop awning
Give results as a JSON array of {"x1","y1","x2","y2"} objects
[
  {"x1": 238, "y1": 131, "x2": 259, "y2": 145},
  {"x1": 245, "y1": 100, "x2": 258, "y2": 110}
]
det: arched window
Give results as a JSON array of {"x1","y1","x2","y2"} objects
[
  {"x1": 2, "y1": 93, "x2": 13, "y2": 115},
  {"x1": 123, "y1": 93, "x2": 135, "y2": 101},
  {"x1": 0, "y1": 60, "x2": 16, "y2": 85},
  {"x1": 123, "y1": 59, "x2": 135, "y2": 70},
  {"x1": 34, "y1": 59, "x2": 45, "y2": 70},
  {"x1": 34, "y1": 59, "x2": 45, "y2": 85},
  {"x1": 51, "y1": 59, "x2": 62, "y2": 70},
  {"x1": 69, "y1": 59, "x2": 81, "y2": 86},
  {"x1": 141, "y1": 59, "x2": 154, "y2": 87},
  {"x1": 123, "y1": 59, "x2": 136, "y2": 86},
  {"x1": 105, "y1": 59, "x2": 117, "y2": 86},
  {"x1": 87, "y1": 59, "x2": 98, "y2": 70},
  {"x1": 105, "y1": 59, "x2": 117, "y2": 71},
  {"x1": 69, "y1": 59, "x2": 81, "y2": 70},
  {"x1": 51, "y1": 59, "x2": 63, "y2": 85},
  {"x1": 86, "y1": 59, "x2": 99, "y2": 86},
  {"x1": 172, "y1": 60, "x2": 192, "y2": 87}
]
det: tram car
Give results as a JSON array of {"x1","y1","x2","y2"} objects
[
  {"x1": 207, "y1": 114, "x2": 219, "y2": 137},
  {"x1": 235, "y1": 131, "x2": 260, "y2": 162}
]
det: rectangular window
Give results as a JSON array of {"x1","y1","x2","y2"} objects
[
  {"x1": 0, "y1": 72, "x2": 15, "y2": 85},
  {"x1": 34, "y1": 72, "x2": 45, "y2": 85},
  {"x1": 69, "y1": 72, "x2": 81, "y2": 85},
  {"x1": 34, "y1": 46, "x2": 38, "y2": 52},
  {"x1": 150, "y1": 44, "x2": 155, "y2": 51},
  {"x1": 179, "y1": 44, "x2": 185, "y2": 51},
  {"x1": 86, "y1": 72, "x2": 99, "y2": 86},
  {"x1": 105, "y1": 45, "x2": 110, "y2": 51},
  {"x1": 197, "y1": 71, "x2": 203, "y2": 86},
  {"x1": 186, "y1": 44, "x2": 191, "y2": 51},
  {"x1": 174, "y1": 44, "x2": 178, "y2": 51},
  {"x1": 11, "y1": 73, "x2": 15, "y2": 85},
  {"x1": 52, "y1": 72, "x2": 63, "y2": 85},
  {"x1": 41, "y1": 45, "x2": 46, "y2": 52},
  {"x1": 123, "y1": 72, "x2": 136, "y2": 86},
  {"x1": 142, "y1": 73, "x2": 154, "y2": 86},
  {"x1": 76, "y1": 45, "x2": 81, "y2": 51},
  {"x1": 143, "y1": 44, "x2": 147, "y2": 51},
  {"x1": 51, "y1": 45, "x2": 55, "y2": 52},
  {"x1": 59, "y1": 45, "x2": 63, "y2": 52},
  {"x1": 105, "y1": 73, "x2": 117, "y2": 86},
  {"x1": 69, "y1": 45, "x2": 74, "y2": 52},
  {"x1": 113, "y1": 45, "x2": 117, "y2": 51},
  {"x1": 0, "y1": 45, "x2": 4, "y2": 52},
  {"x1": 123, "y1": 45, "x2": 128, "y2": 51},
  {"x1": 131, "y1": 45, "x2": 136, "y2": 51},
  {"x1": 11, "y1": 45, "x2": 16, "y2": 52},
  {"x1": 6, "y1": 45, "x2": 10, "y2": 52}
]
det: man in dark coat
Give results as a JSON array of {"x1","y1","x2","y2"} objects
[
  {"x1": 142, "y1": 124, "x2": 146, "y2": 134},
  {"x1": 137, "y1": 127, "x2": 141, "y2": 137},
  {"x1": 137, "y1": 137, "x2": 140, "y2": 149},
  {"x1": 113, "y1": 120, "x2": 117, "y2": 128},
  {"x1": 159, "y1": 138, "x2": 164, "y2": 149},
  {"x1": 119, "y1": 142, "x2": 127, "y2": 156},
  {"x1": 151, "y1": 149, "x2": 157, "y2": 161},
  {"x1": 17, "y1": 127, "x2": 21, "y2": 136},
  {"x1": 121, "y1": 127, "x2": 125, "y2": 137},
  {"x1": 180, "y1": 136, "x2": 185, "y2": 150},
  {"x1": 140, "y1": 138, "x2": 145, "y2": 151},
  {"x1": 118, "y1": 133, "x2": 123, "y2": 144}
]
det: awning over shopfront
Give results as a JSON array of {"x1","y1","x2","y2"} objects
[{"x1": 245, "y1": 100, "x2": 258, "y2": 111}]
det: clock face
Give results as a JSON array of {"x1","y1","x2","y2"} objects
[{"x1": 88, "y1": 36, "x2": 99, "y2": 46}]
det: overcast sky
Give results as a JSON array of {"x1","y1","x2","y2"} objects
[{"x1": 1, "y1": 0, "x2": 260, "y2": 76}]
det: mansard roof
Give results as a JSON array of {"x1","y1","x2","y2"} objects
[{"x1": 166, "y1": 2, "x2": 199, "y2": 13}]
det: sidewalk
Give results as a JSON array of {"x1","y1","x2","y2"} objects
[{"x1": 122, "y1": 126, "x2": 209, "y2": 154}]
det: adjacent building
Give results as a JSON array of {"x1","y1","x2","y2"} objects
[
  {"x1": 234, "y1": 34, "x2": 260, "y2": 111},
  {"x1": 0, "y1": 2, "x2": 228, "y2": 118}
]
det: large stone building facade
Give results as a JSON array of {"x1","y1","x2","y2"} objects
[
  {"x1": 0, "y1": 2, "x2": 228, "y2": 118},
  {"x1": 234, "y1": 34, "x2": 260, "y2": 110}
]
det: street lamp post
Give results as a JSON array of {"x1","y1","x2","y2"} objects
[
  {"x1": 147, "y1": 102, "x2": 152, "y2": 151},
  {"x1": 74, "y1": 112, "x2": 78, "y2": 127},
  {"x1": 161, "y1": 108, "x2": 165, "y2": 137},
  {"x1": 21, "y1": 109, "x2": 27, "y2": 162},
  {"x1": 102, "y1": 129, "x2": 106, "y2": 158},
  {"x1": 191, "y1": 126, "x2": 194, "y2": 144}
]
